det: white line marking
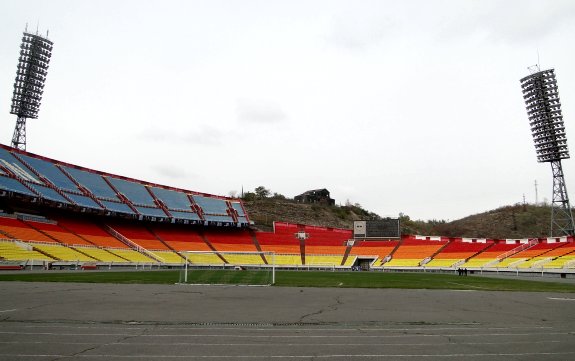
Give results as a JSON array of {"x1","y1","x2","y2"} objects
[
  {"x1": 14, "y1": 324, "x2": 554, "y2": 332},
  {"x1": 0, "y1": 340, "x2": 562, "y2": 347},
  {"x1": 548, "y1": 297, "x2": 575, "y2": 301},
  {"x1": 0, "y1": 331, "x2": 571, "y2": 338},
  {"x1": 1, "y1": 352, "x2": 575, "y2": 358},
  {"x1": 0, "y1": 309, "x2": 18, "y2": 313}
]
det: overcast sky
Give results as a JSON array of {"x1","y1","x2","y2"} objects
[{"x1": 1, "y1": 0, "x2": 575, "y2": 221}]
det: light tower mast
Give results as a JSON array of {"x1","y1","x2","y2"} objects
[
  {"x1": 520, "y1": 68, "x2": 575, "y2": 236},
  {"x1": 10, "y1": 27, "x2": 53, "y2": 151}
]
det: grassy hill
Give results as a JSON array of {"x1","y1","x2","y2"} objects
[
  {"x1": 242, "y1": 198, "x2": 379, "y2": 231},
  {"x1": 243, "y1": 197, "x2": 560, "y2": 239}
]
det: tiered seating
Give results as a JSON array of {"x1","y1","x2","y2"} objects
[
  {"x1": 111, "y1": 223, "x2": 170, "y2": 250},
  {"x1": 257, "y1": 229, "x2": 310, "y2": 266},
  {"x1": 150, "y1": 250, "x2": 184, "y2": 264},
  {"x1": 350, "y1": 241, "x2": 399, "y2": 264},
  {"x1": 425, "y1": 240, "x2": 491, "y2": 268},
  {"x1": 74, "y1": 246, "x2": 128, "y2": 262},
  {"x1": 65, "y1": 193, "x2": 103, "y2": 209},
  {"x1": 514, "y1": 242, "x2": 568, "y2": 268},
  {"x1": 460, "y1": 243, "x2": 519, "y2": 267},
  {"x1": 543, "y1": 242, "x2": 575, "y2": 268},
  {"x1": 109, "y1": 248, "x2": 156, "y2": 262},
  {"x1": 0, "y1": 147, "x2": 40, "y2": 182},
  {"x1": 224, "y1": 253, "x2": 266, "y2": 265},
  {"x1": 491, "y1": 242, "x2": 563, "y2": 268},
  {"x1": 31, "y1": 242, "x2": 95, "y2": 262},
  {"x1": 150, "y1": 187, "x2": 191, "y2": 210},
  {"x1": 302, "y1": 224, "x2": 351, "y2": 258},
  {"x1": 27, "y1": 183, "x2": 70, "y2": 204},
  {"x1": 203, "y1": 229, "x2": 265, "y2": 264},
  {"x1": 0, "y1": 175, "x2": 37, "y2": 197},
  {"x1": 231, "y1": 202, "x2": 248, "y2": 223},
  {"x1": 0, "y1": 239, "x2": 54, "y2": 261},
  {"x1": 193, "y1": 195, "x2": 233, "y2": 223},
  {"x1": 17, "y1": 154, "x2": 80, "y2": 192},
  {"x1": 151, "y1": 225, "x2": 210, "y2": 251},
  {"x1": 0, "y1": 145, "x2": 248, "y2": 225},
  {"x1": 107, "y1": 178, "x2": 155, "y2": 206},
  {"x1": 305, "y1": 255, "x2": 346, "y2": 266},
  {"x1": 257, "y1": 233, "x2": 301, "y2": 254},
  {"x1": 186, "y1": 252, "x2": 223, "y2": 265},
  {"x1": 54, "y1": 218, "x2": 129, "y2": 248},
  {"x1": 205, "y1": 229, "x2": 257, "y2": 252},
  {"x1": 61, "y1": 166, "x2": 118, "y2": 200},
  {"x1": 0, "y1": 217, "x2": 58, "y2": 243},
  {"x1": 27, "y1": 220, "x2": 93, "y2": 246},
  {"x1": 385, "y1": 238, "x2": 448, "y2": 267},
  {"x1": 99, "y1": 200, "x2": 135, "y2": 215},
  {"x1": 272, "y1": 254, "x2": 303, "y2": 266}
]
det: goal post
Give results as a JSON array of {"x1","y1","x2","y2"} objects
[{"x1": 178, "y1": 250, "x2": 276, "y2": 286}]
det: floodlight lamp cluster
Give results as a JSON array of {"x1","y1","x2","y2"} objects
[
  {"x1": 520, "y1": 69, "x2": 569, "y2": 163},
  {"x1": 10, "y1": 32, "x2": 54, "y2": 119}
]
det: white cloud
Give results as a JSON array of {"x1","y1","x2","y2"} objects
[{"x1": 237, "y1": 99, "x2": 287, "y2": 124}]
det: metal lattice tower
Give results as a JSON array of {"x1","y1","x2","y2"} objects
[
  {"x1": 9, "y1": 27, "x2": 53, "y2": 151},
  {"x1": 520, "y1": 68, "x2": 575, "y2": 236}
]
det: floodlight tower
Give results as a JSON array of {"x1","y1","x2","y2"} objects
[
  {"x1": 9, "y1": 27, "x2": 53, "y2": 151},
  {"x1": 520, "y1": 67, "x2": 575, "y2": 236}
]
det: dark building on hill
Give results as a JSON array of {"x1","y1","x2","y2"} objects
[{"x1": 294, "y1": 189, "x2": 335, "y2": 206}]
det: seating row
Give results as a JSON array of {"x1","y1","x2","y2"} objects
[
  {"x1": 1, "y1": 216, "x2": 575, "y2": 269},
  {"x1": 0, "y1": 144, "x2": 247, "y2": 225}
]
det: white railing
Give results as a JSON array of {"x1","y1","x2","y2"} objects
[
  {"x1": 103, "y1": 225, "x2": 165, "y2": 263},
  {"x1": 496, "y1": 239, "x2": 538, "y2": 260}
]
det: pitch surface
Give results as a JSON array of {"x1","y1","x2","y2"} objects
[{"x1": 0, "y1": 282, "x2": 574, "y2": 360}]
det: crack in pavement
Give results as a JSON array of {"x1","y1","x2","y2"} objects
[
  {"x1": 45, "y1": 323, "x2": 151, "y2": 361},
  {"x1": 299, "y1": 296, "x2": 343, "y2": 323}
]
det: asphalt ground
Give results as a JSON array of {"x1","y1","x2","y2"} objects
[{"x1": 0, "y1": 281, "x2": 574, "y2": 360}]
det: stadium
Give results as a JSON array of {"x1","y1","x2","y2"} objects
[
  {"x1": 0, "y1": 141, "x2": 574, "y2": 274},
  {"x1": 1, "y1": 3, "x2": 575, "y2": 359},
  {"x1": 0, "y1": 139, "x2": 574, "y2": 274}
]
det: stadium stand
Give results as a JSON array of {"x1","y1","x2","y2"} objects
[
  {"x1": 0, "y1": 216, "x2": 58, "y2": 243},
  {"x1": 543, "y1": 241, "x2": 575, "y2": 268},
  {"x1": 16, "y1": 154, "x2": 79, "y2": 192},
  {"x1": 0, "y1": 145, "x2": 249, "y2": 225},
  {"x1": 0, "y1": 175, "x2": 37, "y2": 197},
  {"x1": 305, "y1": 255, "x2": 347, "y2": 267},
  {"x1": 488, "y1": 240, "x2": 562, "y2": 268},
  {"x1": 150, "y1": 224, "x2": 211, "y2": 251},
  {"x1": 514, "y1": 241, "x2": 568, "y2": 268},
  {"x1": 0, "y1": 239, "x2": 54, "y2": 261},
  {"x1": 204, "y1": 229, "x2": 257, "y2": 252},
  {"x1": 149, "y1": 187, "x2": 191, "y2": 210},
  {"x1": 459, "y1": 242, "x2": 519, "y2": 268},
  {"x1": 27, "y1": 183, "x2": 70, "y2": 204},
  {"x1": 111, "y1": 223, "x2": 171, "y2": 250},
  {"x1": 384, "y1": 237, "x2": 448, "y2": 267},
  {"x1": 257, "y1": 233, "x2": 301, "y2": 254},
  {"x1": 150, "y1": 250, "x2": 185, "y2": 264},
  {"x1": 30, "y1": 242, "x2": 95, "y2": 262},
  {"x1": 192, "y1": 195, "x2": 234, "y2": 223},
  {"x1": 108, "y1": 248, "x2": 156, "y2": 262},
  {"x1": 61, "y1": 167, "x2": 119, "y2": 200},
  {"x1": 54, "y1": 217, "x2": 129, "y2": 249},
  {"x1": 73, "y1": 246, "x2": 128, "y2": 262},
  {"x1": 27, "y1": 220, "x2": 93, "y2": 246},
  {"x1": 425, "y1": 239, "x2": 491, "y2": 268},
  {"x1": 350, "y1": 240, "x2": 398, "y2": 265},
  {"x1": 0, "y1": 147, "x2": 40, "y2": 183},
  {"x1": 107, "y1": 178, "x2": 156, "y2": 207}
]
